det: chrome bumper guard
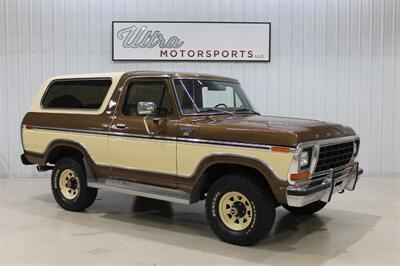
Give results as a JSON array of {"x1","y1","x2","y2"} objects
[{"x1": 286, "y1": 162, "x2": 363, "y2": 207}]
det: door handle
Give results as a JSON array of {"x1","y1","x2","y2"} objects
[
  {"x1": 114, "y1": 123, "x2": 126, "y2": 129},
  {"x1": 180, "y1": 127, "x2": 195, "y2": 136}
]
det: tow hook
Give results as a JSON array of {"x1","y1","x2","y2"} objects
[{"x1": 338, "y1": 189, "x2": 345, "y2": 194}]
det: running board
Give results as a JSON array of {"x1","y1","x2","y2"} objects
[{"x1": 87, "y1": 179, "x2": 191, "y2": 205}]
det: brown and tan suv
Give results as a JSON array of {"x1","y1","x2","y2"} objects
[{"x1": 21, "y1": 71, "x2": 362, "y2": 245}]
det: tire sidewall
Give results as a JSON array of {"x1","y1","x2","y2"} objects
[
  {"x1": 51, "y1": 158, "x2": 87, "y2": 210},
  {"x1": 209, "y1": 184, "x2": 258, "y2": 237}
]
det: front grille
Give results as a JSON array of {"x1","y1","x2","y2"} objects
[{"x1": 315, "y1": 141, "x2": 354, "y2": 172}]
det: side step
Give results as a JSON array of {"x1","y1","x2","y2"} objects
[{"x1": 87, "y1": 178, "x2": 191, "y2": 205}]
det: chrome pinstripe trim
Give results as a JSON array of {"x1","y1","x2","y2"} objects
[
  {"x1": 26, "y1": 125, "x2": 281, "y2": 149},
  {"x1": 31, "y1": 125, "x2": 108, "y2": 136},
  {"x1": 109, "y1": 130, "x2": 176, "y2": 141},
  {"x1": 30, "y1": 125, "x2": 177, "y2": 141},
  {"x1": 177, "y1": 137, "x2": 272, "y2": 150}
]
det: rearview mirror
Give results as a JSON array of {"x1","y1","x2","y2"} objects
[{"x1": 137, "y1": 101, "x2": 156, "y2": 116}]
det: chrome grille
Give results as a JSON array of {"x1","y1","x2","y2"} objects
[{"x1": 315, "y1": 142, "x2": 354, "y2": 172}]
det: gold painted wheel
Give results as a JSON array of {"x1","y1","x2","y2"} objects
[
  {"x1": 218, "y1": 191, "x2": 253, "y2": 231},
  {"x1": 59, "y1": 169, "x2": 80, "y2": 200}
]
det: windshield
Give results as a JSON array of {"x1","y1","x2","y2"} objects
[{"x1": 173, "y1": 79, "x2": 256, "y2": 115}]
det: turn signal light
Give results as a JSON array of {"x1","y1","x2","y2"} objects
[
  {"x1": 271, "y1": 147, "x2": 290, "y2": 153},
  {"x1": 349, "y1": 159, "x2": 356, "y2": 166},
  {"x1": 290, "y1": 171, "x2": 310, "y2": 181}
]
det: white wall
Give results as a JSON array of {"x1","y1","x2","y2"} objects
[{"x1": 0, "y1": 0, "x2": 399, "y2": 177}]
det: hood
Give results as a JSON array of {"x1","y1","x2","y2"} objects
[{"x1": 195, "y1": 114, "x2": 356, "y2": 147}]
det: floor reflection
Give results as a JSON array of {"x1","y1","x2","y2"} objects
[
  {"x1": 132, "y1": 196, "x2": 173, "y2": 217},
  {"x1": 23, "y1": 188, "x2": 382, "y2": 264}
]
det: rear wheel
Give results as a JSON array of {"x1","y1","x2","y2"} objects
[
  {"x1": 283, "y1": 200, "x2": 327, "y2": 215},
  {"x1": 205, "y1": 173, "x2": 276, "y2": 246},
  {"x1": 51, "y1": 157, "x2": 97, "y2": 211}
]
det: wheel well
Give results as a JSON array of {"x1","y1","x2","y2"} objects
[
  {"x1": 192, "y1": 163, "x2": 277, "y2": 205},
  {"x1": 46, "y1": 146, "x2": 84, "y2": 164}
]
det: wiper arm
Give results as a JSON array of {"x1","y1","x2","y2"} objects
[
  {"x1": 234, "y1": 108, "x2": 260, "y2": 115},
  {"x1": 213, "y1": 108, "x2": 235, "y2": 115},
  {"x1": 197, "y1": 108, "x2": 235, "y2": 116}
]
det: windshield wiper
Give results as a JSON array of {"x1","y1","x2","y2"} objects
[
  {"x1": 197, "y1": 108, "x2": 235, "y2": 116},
  {"x1": 234, "y1": 108, "x2": 260, "y2": 115}
]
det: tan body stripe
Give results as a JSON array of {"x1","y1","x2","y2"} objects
[{"x1": 22, "y1": 128, "x2": 292, "y2": 180}]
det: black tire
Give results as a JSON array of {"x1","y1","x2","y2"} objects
[
  {"x1": 283, "y1": 200, "x2": 327, "y2": 215},
  {"x1": 205, "y1": 173, "x2": 276, "y2": 246},
  {"x1": 51, "y1": 157, "x2": 97, "y2": 212}
]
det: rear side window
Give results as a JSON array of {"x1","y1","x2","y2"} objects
[{"x1": 42, "y1": 79, "x2": 112, "y2": 109}]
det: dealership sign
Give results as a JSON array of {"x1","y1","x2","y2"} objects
[{"x1": 112, "y1": 22, "x2": 270, "y2": 62}]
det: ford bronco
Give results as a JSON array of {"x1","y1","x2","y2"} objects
[{"x1": 21, "y1": 71, "x2": 362, "y2": 245}]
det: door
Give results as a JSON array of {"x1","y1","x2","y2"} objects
[{"x1": 108, "y1": 78, "x2": 178, "y2": 188}]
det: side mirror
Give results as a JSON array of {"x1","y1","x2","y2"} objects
[{"x1": 137, "y1": 101, "x2": 157, "y2": 116}]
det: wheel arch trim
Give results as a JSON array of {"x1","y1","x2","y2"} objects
[{"x1": 187, "y1": 153, "x2": 288, "y2": 204}]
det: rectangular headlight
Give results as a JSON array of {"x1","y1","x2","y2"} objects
[{"x1": 299, "y1": 148, "x2": 312, "y2": 170}]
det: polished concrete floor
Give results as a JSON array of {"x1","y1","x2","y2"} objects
[{"x1": 0, "y1": 176, "x2": 399, "y2": 265}]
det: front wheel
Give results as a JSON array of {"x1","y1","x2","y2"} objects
[
  {"x1": 205, "y1": 173, "x2": 276, "y2": 246},
  {"x1": 283, "y1": 200, "x2": 327, "y2": 215},
  {"x1": 51, "y1": 157, "x2": 97, "y2": 212}
]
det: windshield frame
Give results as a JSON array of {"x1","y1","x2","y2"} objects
[{"x1": 171, "y1": 78, "x2": 256, "y2": 116}]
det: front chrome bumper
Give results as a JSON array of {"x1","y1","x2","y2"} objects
[{"x1": 286, "y1": 162, "x2": 363, "y2": 207}]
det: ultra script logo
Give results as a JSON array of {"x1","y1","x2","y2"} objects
[{"x1": 117, "y1": 25, "x2": 184, "y2": 49}]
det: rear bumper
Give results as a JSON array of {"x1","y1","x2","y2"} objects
[
  {"x1": 286, "y1": 162, "x2": 362, "y2": 207},
  {"x1": 20, "y1": 154, "x2": 34, "y2": 165}
]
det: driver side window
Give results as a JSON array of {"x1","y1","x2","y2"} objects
[{"x1": 122, "y1": 80, "x2": 173, "y2": 116}]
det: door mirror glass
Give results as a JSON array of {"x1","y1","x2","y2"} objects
[{"x1": 137, "y1": 101, "x2": 156, "y2": 116}]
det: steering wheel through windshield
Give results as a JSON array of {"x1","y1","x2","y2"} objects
[{"x1": 214, "y1": 103, "x2": 228, "y2": 108}]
